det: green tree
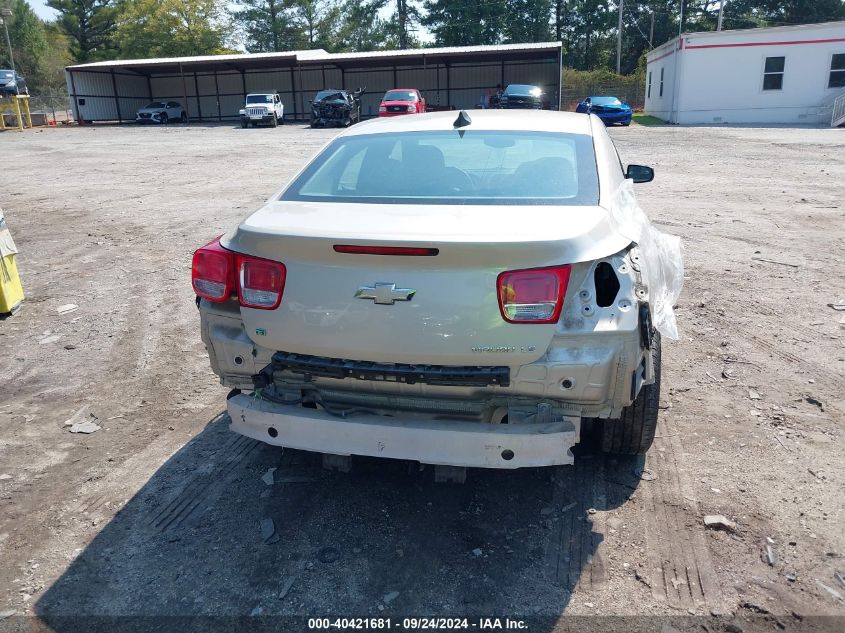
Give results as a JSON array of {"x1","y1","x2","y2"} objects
[
  {"x1": 46, "y1": 0, "x2": 116, "y2": 62},
  {"x1": 720, "y1": 0, "x2": 845, "y2": 29},
  {"x1": 0, "y1": 0, "x2": 46, "y2": 75},
  {"x1": 335, "y1": 0, "x2": 397, "y2": 51},
  {"x1": 294, "y1": 0, "x2": 341, "y2": 49},
  {"x1": 504, "y1": 0, "x2": 553, "y2": 43},
  {"x1": 114, "y1": 0, "x2": 230, "y2": 58},
  {"x1": 421, "y1": 0, "x2": 509, "y2": 45},
  {"x1": 0, "y1": 0, "x2": 71, "y2": 94},
  {"x1": 233, "y1": 0, "x2": 302, "y2": 52}
]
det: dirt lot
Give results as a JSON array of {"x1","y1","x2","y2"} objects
[{"x1": 0, "y1": 121, "x2": 843, "y2": 632}]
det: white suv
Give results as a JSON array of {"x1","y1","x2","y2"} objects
[
  {"x1": 239, "y1": 93, "x2": 284, "y2": 128},
  {"x1": 193, "y1": 111, "x2": 683, "y2": 477}
]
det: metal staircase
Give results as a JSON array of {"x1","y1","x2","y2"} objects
[{"x1": 832, "y1": 91, "x2": 845, "y2": 128}]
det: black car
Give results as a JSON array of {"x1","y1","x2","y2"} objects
[
  {"x1": 0, "y1": 69, "x2": 28, "y2": 96},
  {"x1": 497, "y1": 84, "x2": 543, "y2": 109},
  {"x1": 310, "y1": 88, "x2": 364, "y2": 128}
]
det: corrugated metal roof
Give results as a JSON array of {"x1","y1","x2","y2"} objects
[
  {"x1": 67, "y1": 49, "x2": 327, "y2": 71},
  {"x1": 67, "y1": 42, "x2": 561, "y2": 73},
  {"x1": 321, "y1": 41, "x2": 562, "y2": 62}
]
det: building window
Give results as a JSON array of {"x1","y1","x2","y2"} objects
[
  {"x1": 659, "y1": 67, "x2": 664, "y2": 97},
  {"x1": 830, "y1": 53, "x2": 845, "y2": 88},
  {"x1": 763, "y1": 56, "x2": 785, "y2": 90},
  {"x1": 647, "y1": 71, "x2": 652, "y2": 98}
]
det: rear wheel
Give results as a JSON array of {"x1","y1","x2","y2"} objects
[
  {"x1": 271, "y1": 114, "x2": 278, "y2": 127},
  {"x1": 160, "y1": 113, "x2": 169, "y2": 125},
  {"x1": 181, "y1": 112, "x2": 188, "y2": 124},
  {"x1": 601, "y1": 332, "x2": 661, "y2": 455}
]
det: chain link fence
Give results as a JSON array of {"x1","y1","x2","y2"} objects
[
  {"x1": 1, "y1": 91, "x2": 73, "y2": 126},
  {"x1": 28, "y1": 91, "x2": 74, "y2": 123}
]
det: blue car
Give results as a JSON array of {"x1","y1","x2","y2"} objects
[{"x1": 575, "y1": 96, "x2": 632, "y2": 126}]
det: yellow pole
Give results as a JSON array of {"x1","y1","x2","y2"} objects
[
  {"x1": 12, "y1": 94, "x2": 22, "y2": 131},
  {"x1": 0, "y1": 98, "x2": 5, "y2": 131},
  {"x1": 20, "y1": 96, "x2": 31, "y2": 128}
]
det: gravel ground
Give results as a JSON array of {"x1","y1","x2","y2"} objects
[{"x1": 0, "y1": 122, "x2": 843, "y2": 632}]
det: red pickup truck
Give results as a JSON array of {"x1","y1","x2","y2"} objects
[{"x1": 378, "y1": 88, "x2": 426, "y2": 116}]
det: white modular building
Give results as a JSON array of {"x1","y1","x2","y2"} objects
[
  {"x1": 644, "y1": 21, "x2": 845, "y2": 125},
  {"x1": 63, "y1": 43, "x2": 563, "y2": 124}
]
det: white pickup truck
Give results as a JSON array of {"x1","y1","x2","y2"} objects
[{"x1": 239, "y1": 92, "x2": 284, "y2": 128}]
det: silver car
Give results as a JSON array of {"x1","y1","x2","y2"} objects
[
  {"x1": 193, "y1": 111, "x2": 683, "y2": 474},
  {"x1": 135, "y1": 101, "x2": 187, "y2": 124}
]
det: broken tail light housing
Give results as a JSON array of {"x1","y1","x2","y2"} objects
[
  {"x1": 237, "y1": 254, "x2": 286, "y2": 310},
  {"x1": 192, "y1": 236, "x2": 233, "y2": 302},
  {"x1": 192, "y1": 237, "x2": 286, "y2": 310},
  {"x1": 497, "y1": 265, "x2": 572, "y2": 324}
]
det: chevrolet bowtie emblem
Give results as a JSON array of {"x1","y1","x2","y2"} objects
[{"x1": 355, "y1": 283, "x2": 416, "y2": 305}]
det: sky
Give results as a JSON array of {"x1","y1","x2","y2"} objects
[{"x1": 27, "y1": 1, "x2": 57, "y2": 21}]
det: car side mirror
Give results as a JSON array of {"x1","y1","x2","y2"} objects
[{"x1": 626, "y1": 164, "x2": 654, "y2": 183}]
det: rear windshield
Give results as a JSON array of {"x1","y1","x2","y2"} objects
[
  {"x1": 384, "y1": 90, "x2": 417, "y2": 101},
  {"x1": 315, "y1": 90, "x2": 345, "y2": 101},
  {"x1": 591, "y1": 97, "x2": 622, "y2": 105},
  {"x1": 281, "y1": 130, "x2": 598, "y2": 206},
  {"x1": 505, "y1": 84, "x2": 541, "y2": 96}
]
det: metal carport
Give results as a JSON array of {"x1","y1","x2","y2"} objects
[{"x1": 64, "y1": 43, "x2": 563, "y2": 124}]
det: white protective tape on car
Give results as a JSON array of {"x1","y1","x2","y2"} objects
[
  {"x1": 608, "y1": 180, "x2": 684, "y2": 340},
  {"x1": 0, "y1": 210, "x2": 19, "y2": 257}
]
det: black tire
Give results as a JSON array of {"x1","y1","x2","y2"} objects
[
  {"x1": 271, "y1": 114, "x2": 278, "y2": 127},
  {"x1": 622, "y1": 122, "x2": 631, "y2": 126},
  {"x1": 160, "y1": 113, "x2": 169, "y2": 125},
  {"x1": 240, "y1": 119, "x2": 248, "y2": 128},
  {"x1": 181, "y1": 112, "x2": 188, "y2": 124},
  {"x1": 279, "y1": 115, "x2": 284, "y2": 125},
  {"x1": 601, "y1": 332, "x2": 661, "y2": 455}
]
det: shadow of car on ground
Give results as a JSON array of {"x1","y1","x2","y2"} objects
[{"x1": 35, "y1": 412, "x2": 642, "y2": 631}]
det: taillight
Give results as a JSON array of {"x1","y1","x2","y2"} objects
[
  {"x1": 192, "y1": 237, "x2": 285, "y2": 310},
  {"x1": 497, "y1": 265, "x2": 571, "y2": 324},
  {"x1": 236, "y1": 255, "x2": 286, "y2": 310},
  {"x1": 192, "y1": 236, "x2": 233, "y2": 302}
]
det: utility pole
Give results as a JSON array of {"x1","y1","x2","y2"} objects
[
  {"x1": 616, "y1": 0, "x2": 624, "y2": 74},
  {"x1": 649, "y1": 11, "x2": 655, "y2": 49},
  {"x1": 717, "y1": 0, "x2": 726, "y2": 31},
  {"x1": 0, "y1": 8, "x2": 14, "y2": 73},
  {"x1": 678, "y1": 0, "x2": 684, "y2": 38},
  {"x1": 398, "y1": 0, "x2": 408, "y2": 49},
  {"x1": 672, "y1": 0, "x2": 685, "y2": 124}
]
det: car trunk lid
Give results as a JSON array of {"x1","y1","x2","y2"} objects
[{"x1": 222, "y1": 200, "x2": 628, "y2": 367}]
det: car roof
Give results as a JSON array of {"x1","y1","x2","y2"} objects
[{"x1": 344, "y1": 110, "x2": 593, "y2": 136}]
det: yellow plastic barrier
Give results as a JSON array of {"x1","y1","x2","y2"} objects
[{"x1": 0, "y1": 210, "x2": 24, "y2": 315}]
